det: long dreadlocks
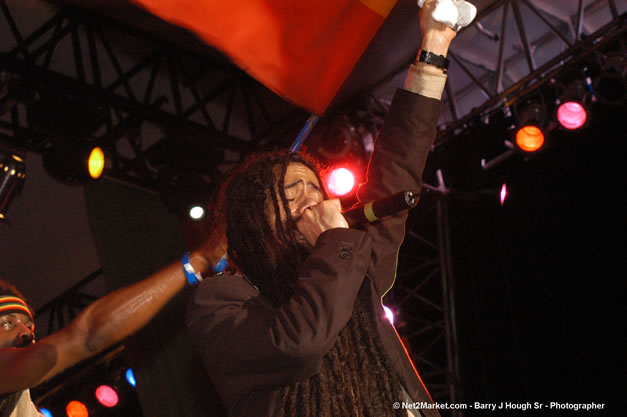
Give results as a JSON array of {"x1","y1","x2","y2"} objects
[{"x1": 221, "y1": 151, "x2": 405, "y2": 417}]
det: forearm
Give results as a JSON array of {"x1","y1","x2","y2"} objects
[
  {"x1": 0, "y1": 253, "x2": 207, "y2": 394},
  {"x1": 80, "y1": 252, "x2": 208, "y2": 353},
  {"x1": 404, "y1": 0, "x2": 456, "y2": 99}
]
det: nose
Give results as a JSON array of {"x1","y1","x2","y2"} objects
[
  {"x1": 292, "y1": 191, "x2": 323, "y2": 216},
  {"x1": 16, "y1": 322, "x2": 33, "y2": 338}
]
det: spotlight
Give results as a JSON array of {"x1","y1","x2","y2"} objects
[
  {"x1": 94, "y1": 385, "x2": 119, "y2": 408},
  {"x1": 125, "y1": 368, "x2": 137, "y2": 387},
  {"x1": 383, "y1": 305, "x2": 395, "y2": 325},
  {"x1": 66, "y1": 400, "x2": 88, "y2": 417},
  {"x1": 43, "y1": 142, "x2": 110, "y2": 183},
  {"x1": 188, "y1": 205, "x2": 206, "y2": 220},
  {"x1": 515, "y1": 126, "x2": 544, "y2": 152},
  {"x1": 326, "y1": 167, "x2": 355, "y2": 196},
  {"x1": 557, "y1": 102, "x2": 587, "y2": 130},
  {"x1": 87, "y1": 147, "x2": 106, "y2": 179},
  {"x1": 593, "y1": 54, "x2": 626, "y2": 105},
  {"x1": 499, "y1": 183, "x2": 508, "y2": 206},
  {"x1": 39, "y1": 408, "x2": 53, "y2": 417},
  {"x1": 555, "y1": 79, "x2": 590, "y2": 130},
  {"x1": 514, "y1": 101, "x2": 547, "y2": 152},
  {"x1": 0, "y1": 153, "x2": 26, "y2": 222}
]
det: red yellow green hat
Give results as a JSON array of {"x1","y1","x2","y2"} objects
[{"x1": 0, "y1": 295, "x2": 34, "y2": 321}]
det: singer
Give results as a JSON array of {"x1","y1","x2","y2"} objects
[{"x1": 186, "y1": 2, "x2": 461, "y2": 416}]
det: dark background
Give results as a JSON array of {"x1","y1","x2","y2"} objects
[{"x1": 440, "y1": 98, "x2": 625, "y2": 415}]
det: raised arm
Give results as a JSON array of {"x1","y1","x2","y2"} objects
[{"x1": 355, "y1": 0, "x2": 458, "y2": 295}]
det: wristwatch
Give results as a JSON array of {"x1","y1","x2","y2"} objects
[{"x1": 416, "y1": 50, "x2": 450, "y2": 72}]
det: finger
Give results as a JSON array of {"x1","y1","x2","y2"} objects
[{"x1": 327, "y1": 198, "x2": 343, "y2": 212}]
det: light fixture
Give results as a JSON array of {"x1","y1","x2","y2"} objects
[
  {"x1": 326, "y1": 167, "x2": 356, "y2": 197},
  {"x1": 0, "y1": 153, "x2": 26, "y2": 222},
  {"x1": 514, "y1": 100, "x2": 547, "y2": 152},
  {"x1": 555, "y1": 79, "x2": 591, "y2": 130},
  {"x1": 65, "y1": 400, "x2": 88, "y2": 417},
  {"x1": 39, "y1": 409, "x2": 53, "y2": 417},
  {"x1": 43, "y1": 142, "x2": 110, "y2": 183},
  {"x1": 125, "y1": 368, "x2": 137, "y2": 387},
  {"x1": 188, "y1": 205, "x2": 206, "y2": 220},
  {"x1": 515, "y1": 126, "x2": 544, "y2": 152},
  {"x1": 94, "y1": 385, "x2": 119, "y2": 408},
  {"x1": 499, "y1": 183, "x2": 508, "y2": 206}
]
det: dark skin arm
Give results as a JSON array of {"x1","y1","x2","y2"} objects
[{"x1": 0, "y1": 226, "x2": 225, "y2": 394}]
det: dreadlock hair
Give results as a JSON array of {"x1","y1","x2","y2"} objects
[
  {"x1": 274, "y1": 290, "x2": 405, "y2": 417},
  {"x1": 222, "y1": 150, "x2": 405, "y2": 417},
  {"x1": 222, "y1": 150, "x2": 326, "y2": 306}
]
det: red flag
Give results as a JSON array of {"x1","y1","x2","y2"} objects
[{"x1": 131, "y1": 0, "x2": 397, "y2": 114}]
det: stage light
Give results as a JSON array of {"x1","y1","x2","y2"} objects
[
  {"x1": 383, "y1": 305, "x2": 395, "y2": 325},
  {"x1": 95, "y1": 385, "x2": 119, "y2": 408},
  {"x1": 0, "y1": 153, "x2": 26, "y2": 222},
  {"x1": 87, "y1": 147, "x2": 105, "y2": 179},
  {"x1": 125, "y1": 368, "x2": 137, "y2": 387},
  {"x1": 515, "y1": 126, "x2": 544, "y2": 152},
  {"x1": 66, "y1": 401, "x2": 88, "y2": 417},
  {"x1": 326, "y1": 167, "x2": 355, "y2": 196},
  {"x1": 514, "y1": 100, "x2": 547, "y2": 152},
  {"x1": 39, "y1": 408, "x2": 53, "y2": 417},
  {"x1": 189, "y1": 205, "x2": 205, "y2": 220},
  {"x1": 43, "y1": 142, "x2": 110, "y2": 183},
  {"x1": 555, "y1": 78, "x2": 591, "y2": 130},
  {"x1": 556, "y1": 102, "x2": 587, "y2": 130},
  {"x1": 499, "y1": 183, "x2": 508, "y2": 206}
]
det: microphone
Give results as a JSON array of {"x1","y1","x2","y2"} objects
[{"x1": 342, "y1": 190, "x2": 419, "y2": 227}]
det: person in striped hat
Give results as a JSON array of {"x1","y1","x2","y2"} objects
[{"x1": 0, "y1": 282, "x2": 35, "y2": 350}]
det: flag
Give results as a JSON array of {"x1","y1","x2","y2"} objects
[{"x1": 131, "y1": 0, "x2": 397, "y2": 114}]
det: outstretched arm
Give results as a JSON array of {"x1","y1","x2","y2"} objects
[{"x1": 0, "y1": 224, "x2": 224, "y2": 395}]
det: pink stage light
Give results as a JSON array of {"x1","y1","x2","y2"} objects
[
  {"x1": 557, "y1": 101, "x2": 587, "y2": 130},
  {"x1": 500, "y1": 183, "x2": 508, "y2": 206},
  {"x1": 95, "y1": 385, "x2": 119, "y2": 408}
]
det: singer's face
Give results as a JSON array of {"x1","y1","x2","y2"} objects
[
  {"x1": 266, "y1": 163, "x2": 324, "y2": 229},
  {"x1": 0, "y1": 312, "x2": 35, "y2": 348}
]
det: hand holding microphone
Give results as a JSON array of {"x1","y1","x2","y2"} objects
[{"x1": 342, "y1": 191, "x2": 419, "y2": 227}]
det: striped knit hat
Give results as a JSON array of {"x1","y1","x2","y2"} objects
[{"x1": 0, "y1": 295, "x2": 34, "y2": 321}]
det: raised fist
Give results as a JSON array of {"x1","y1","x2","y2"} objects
[{"x1": 417, "y1": 0, "x2": 477, "y2": 31}]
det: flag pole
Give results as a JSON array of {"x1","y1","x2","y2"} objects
[{"x1": 289, "y1": 114, "x2": 319, "y2": 152}]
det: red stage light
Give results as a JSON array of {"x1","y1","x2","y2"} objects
[
  {"x1": 557, "y1": 101, "x2": 587, "y2": 130},
  {"x1": 515, "y1": 126, "x2": 544, "y2": 152},
  {"x1": 95, "y1": 385, "x2": 119, "y2": 408},
  {"x1": 327, "y1": 167, "x2": 355, "y2": 196},
  {"x1": 66, "y1": 401, "x2": 88, "y2": 417}
]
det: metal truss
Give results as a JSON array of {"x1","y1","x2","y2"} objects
[
  {"x1": 437, "y1": 0, "x2": 625, "y2": 146},
  {"x1": 34, "y1": 268, "x2": 104, "y2": 336},
  {"x1": 0, "y1": 0, "x2": 308, "y2": 191},
  {"x1": 387, "y1": 176, "x2": 462, "y2": 415}
]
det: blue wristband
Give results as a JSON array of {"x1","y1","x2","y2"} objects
[
  {"x1": 212, "y1": 255, "x2": 229, "y2": 273},
  {"x1": 182, "y1": 252, "x2": 203, "y2": 286}
]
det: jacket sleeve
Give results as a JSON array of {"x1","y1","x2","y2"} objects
[
  {"x1": 186, "y1": 228, "x2": 372, "y2": 394},
  {"x1": 356, "y1": 89, "x2": 442, "y2": 296}
]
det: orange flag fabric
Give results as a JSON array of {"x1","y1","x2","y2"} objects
[{"x1": 131, "y1": 0, "x2": 397, "y2": 115}]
